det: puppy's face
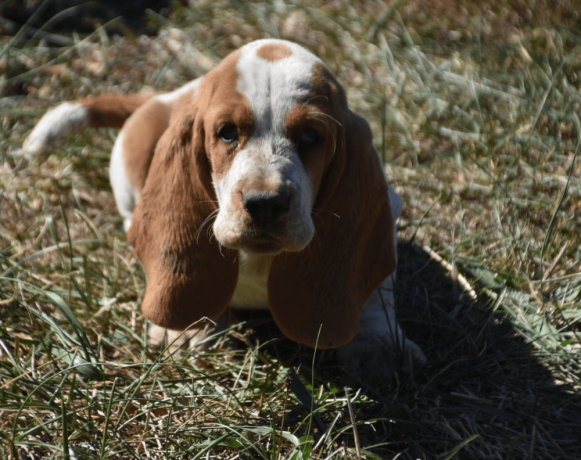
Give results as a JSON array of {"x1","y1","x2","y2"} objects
[{"x1": 199, "y1": 41, "x2": 342, "y2": 256}]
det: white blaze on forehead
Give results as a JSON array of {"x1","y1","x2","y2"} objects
[
  {"x1": 211, "y1": 40, "x2": 319, "y2": 253},
  {"x1": 236, "y1": 39, "x2": 321, "y2": 137}
]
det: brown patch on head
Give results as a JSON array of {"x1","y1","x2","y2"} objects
[
  {"x1": 309, "y1": 62, "x2": 347, "y2": 109},
  {"x1": 198, "y1": 51, "x2": 254, "y2": 181},
  {"x1": 284, "y1": 62, "x2": 347, "y2": 198},
  {"x1": 285, "y1": 104, "x2": 337, "y2": 200},
  {"x1": 257, "y1": 43, "x2": 292, "y2": 62}
]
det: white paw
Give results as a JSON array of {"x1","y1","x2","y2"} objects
[
  {"x1": 147, "y1": 319, "x2": 223, "y2": 353},
  {"x1": 337, "y1": 336, "x2": 426, "y2": 384}
]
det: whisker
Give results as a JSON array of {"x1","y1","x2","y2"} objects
[
  {"x1": 198, "y1": 209, "x2": 219, "y2": 235},
  {"x1": 313, "y1": 208, "x2": 340, "y2": 219},
  {"x1": 196, "y1": 209, "x2": 219, "y2": 242},
  {"x1": 307, "y1": 111, "x2": 342, "y2": 127},
  {"x1": 307, "y1": 115, "x2": 333, "y2": 133},
  {"x1": 306, "y1": 112, "x2": 340, "y2": 153}
]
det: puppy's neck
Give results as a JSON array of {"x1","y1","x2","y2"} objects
[
  {"x1": 230, "y1": 249, "x2": 273, "y2": 309},
  {"x1": 238, "y1": 249, "x2": 274, "y2": 275}
]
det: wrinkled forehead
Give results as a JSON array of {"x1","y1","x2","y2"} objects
[{"x1": 235, "y1": 40, "x2": 322, "y2": 136}]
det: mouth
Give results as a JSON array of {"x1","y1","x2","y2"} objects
[{"x1": 241, "y1": 232, "x2": 284, "y2": 255}]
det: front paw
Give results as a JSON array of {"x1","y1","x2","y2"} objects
[
  {"x1": 336, "y1": 337, "x2": 426, "y2": 384},
  {"x1": 147, "y1": 321, "x2": 218, "y2": 352},
  {"x1": 147, "y1": 314, "x2": 237, "y2": 354}
]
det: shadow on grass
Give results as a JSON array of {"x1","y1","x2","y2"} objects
[{"x1": 247, "y1": 241, "x2": 581, "y2": 460}]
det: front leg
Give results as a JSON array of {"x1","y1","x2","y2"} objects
[{"x1": 336, "y1": 275, "x2": 426, "y2": 384}]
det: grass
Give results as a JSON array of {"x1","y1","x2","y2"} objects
[{"x1": 1, "y1": 0, "x2": 581, "y2": 458}]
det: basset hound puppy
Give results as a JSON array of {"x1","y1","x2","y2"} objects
[{"x1": 21, "y1": 39, "x2": 425, "y2": 382}]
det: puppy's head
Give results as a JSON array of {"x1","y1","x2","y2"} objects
[
  {"x1": 200, "y1": 41, "x2": 345, "y2": 256},
  {"x1": 129, "y1": 39, "x2": 396, "y2": 348}
]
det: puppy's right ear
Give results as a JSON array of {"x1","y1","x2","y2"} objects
[{"x1": 128, "y1": 104, "x2": 238, "y2": 330}]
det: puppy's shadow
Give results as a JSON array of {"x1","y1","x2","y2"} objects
[{"x1": 241, "y1": 240, "x2": 581, "y2": 459}]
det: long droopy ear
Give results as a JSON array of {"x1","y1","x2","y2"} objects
[
  {"x1": 128, "y1": 104, "x2": 238, "y2": 330},
  {"x1": 268, "y1": 110, "x2": 396, "y2": 349}
]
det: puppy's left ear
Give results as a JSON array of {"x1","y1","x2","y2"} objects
[{"x1": 268, "y1": 111, "x2": 396, "y2": 349}]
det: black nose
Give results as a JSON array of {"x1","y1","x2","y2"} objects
[{"x1": 243, "y1": 190, "x2": 291, "y2": 223}]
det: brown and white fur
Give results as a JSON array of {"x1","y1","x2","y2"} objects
[{"x1": 21, "y1": 39, "x2": 425, "y2": 382}]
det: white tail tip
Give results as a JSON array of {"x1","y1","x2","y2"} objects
[{"x1": 20, "y1": 102, "x2": 91, "y2": 157}]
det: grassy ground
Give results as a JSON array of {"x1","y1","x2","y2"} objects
[{"x1": 1, "y1": 1, "x2": 581, "y2": 458}]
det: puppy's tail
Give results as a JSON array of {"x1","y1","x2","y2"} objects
[{"x1": 20, "y1": 93, "x2": 157, "y2": 157}]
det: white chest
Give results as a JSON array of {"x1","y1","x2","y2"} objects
[{"x1": 230, "y1": 250, "x2": 272, "y2": 310}]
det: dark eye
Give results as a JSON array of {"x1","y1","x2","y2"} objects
[
  {"x1": 299, "y1": 129, "x2": 318, "y2": 148},
  {"x1": 219, "y1": 124, "x2": 238, "y2": 143}
]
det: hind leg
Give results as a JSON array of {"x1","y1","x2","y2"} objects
[
  {"x1": 337, "y1": 185, "x2": 425, "y2": 383},
  {"x1": 336, "y1": 276, "x2": 426, "y2": 383}
]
